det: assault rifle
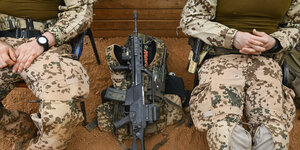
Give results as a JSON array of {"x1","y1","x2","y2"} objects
[{"x1": 110, "y1": 10, "x2": 160, "y2": 150}]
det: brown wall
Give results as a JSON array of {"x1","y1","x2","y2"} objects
[{"x1": 91, "y1": 0, "x2": 187, "y2": 37}]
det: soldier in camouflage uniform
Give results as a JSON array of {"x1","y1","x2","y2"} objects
[
  {"x1": 0, "y1": 0, "x2": 94, "y2": 149},
  {"x1": 180, "y1": 0, "x2": 299, "y2": 149}
]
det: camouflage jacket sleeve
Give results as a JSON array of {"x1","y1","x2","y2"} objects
[
  {"x1": 48, "y1": 0, "x2": 95, "y2": 45},
  {"x1": 179, "y1": 0, "x2": 238, "y2": 49},
  {"x1": 270, "y1": 0, "x2": 300, "y2": 52}
]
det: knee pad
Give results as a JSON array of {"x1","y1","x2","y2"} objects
[
  {"x1": 207, "y1": 121, "x2": 251, "y2": 150},
  {"x1": 253, "y1": 123, "x2": 289, "y2": 150}
]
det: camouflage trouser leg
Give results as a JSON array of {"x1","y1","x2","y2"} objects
[
  {"x1": 190, "y1": 55, "x2": 295, "y2": 150},
  {"x1": 0, "y1": 66, "x2": 37, "y2": 143},
  {"x1": 207, "y1": 117, "x2": 252, "y2": 150},
  {"x1": 0, "y1": 107, "x2": 37, "y2": 143},
  {"x1": 0, "y1": 37, "x2": 89, "y2": 150},
  {"x1": 28, "y1": 100, "x2": 84, "y2": 150},
  {"x1": 23, "y1": 49, "x2": 89, "y2": 150},
  {"x1": 190, "y1": 54, "x2": 248, "y2": 149},
  {"x1": 244, "y1": 56, "x2": 296, "y2": 150}
]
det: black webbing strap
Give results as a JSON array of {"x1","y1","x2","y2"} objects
[{"x1": 0, "y1": 29, "x2": 41, "y2": 38}]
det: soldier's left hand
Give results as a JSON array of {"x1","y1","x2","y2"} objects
[
  {"x1": 250, "y1": 29, "x2": 276, "y2": 51},
  {"x1": 12, "y1": 40, "x2": 44, "y2": 73}
]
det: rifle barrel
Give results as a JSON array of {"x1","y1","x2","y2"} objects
[{"x1": 134, "y1": 10, "x2": 138, "y2": 34}]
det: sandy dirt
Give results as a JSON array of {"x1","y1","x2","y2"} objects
[{"x1": 1, "y1": 37, "x2": 300, "y2": 150}]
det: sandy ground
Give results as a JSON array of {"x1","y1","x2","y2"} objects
[{"x1": 1, "y1": 37, "x2": 300, "y2": 150}]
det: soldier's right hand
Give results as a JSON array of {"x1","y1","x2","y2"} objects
[{"x1": 0, "y1": 41, "x2": 16, "y2": 69}]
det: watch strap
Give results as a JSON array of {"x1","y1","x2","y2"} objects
[{"x1": 36, "y1": 36, "x2": 49, "y2": 51}]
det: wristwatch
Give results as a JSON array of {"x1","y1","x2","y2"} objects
[{"x1": 36, "y1": 36, "x2": 49, "y2": 51}]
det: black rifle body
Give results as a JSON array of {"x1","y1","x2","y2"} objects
[{"x1": 113, "y1": 11, "x2": 159, "y2": 150}]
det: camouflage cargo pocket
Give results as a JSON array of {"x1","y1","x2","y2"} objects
[
  {"x1": 143, "y1": 94, "x2": 184, "y2": 136},
  {"x1": 164, "y1": 94, "x2": 183, "y2": 126},
  {"x1": 190, "y1": 83, "x2": 214, "y2": 132},
  {"x1": 96, "y1": 102, "x2": 130, "y2": 141},
  {"x1": 96, "y1": 102, "x2": 114, "y2": 132},
  {"x1": 190, "y1": 82, "x2": 242, "y2": 132},
  {"x1": 59, "y1": 57, "x2": 90, "y2": 100},
  {"x1": 282, "y1": 85, "x2": 296, "y2": 132}
]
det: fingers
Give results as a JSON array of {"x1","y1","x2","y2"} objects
[
  {"x1": 252, "y1": 29, "x2": 265, "y2": 36},
  {"x1": 19, "y1": 55, "x2": 30, "y2": 72},
  {"x1": 240, "y1": 47, "x2": 262, "y2": 55},
  {"x1": 0, "y1": 43, "x2": 16, "y2": 68},
  {"x1": 15, "y1": 47, "x2": 20, "y2": 58},
  {"x1": 251, "y1": 29, "x2": 268, "y2": 44},
  {"x1": 8, "y1": 48, "x2": 17, "y2": 61},
  {"x1": 2, "y1": 54, "x2": 15, "y2": 66},
  {"x1": 13, "y1": 41, "x2": 44, "y2": 73},
  {"x1": 250, "y1": 45, "x2": 265, "y2": 52},
  {"x1": 0, "y1": 50, "x2": 16, "y2": 68},
  {"x1": 13, "y1": 52, "x2": 31, "y2": 73},
  {"x1": 0, "y1": 57, "x2": 7, "y2": 68},
  {"x1": 12, "y1": 54, "x2": 23, "y2": 73},
  {"x1": 250, "y1": 35, "x2": 268, "y2": 44},
  {"x1": 24, "y1": 55, "x2": 35, "y2": 69},
  {"x1": 248, "y1": 39, "x2": 264, "y2": 47}
]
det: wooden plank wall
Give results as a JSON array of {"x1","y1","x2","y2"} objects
[{"x1": 92, "y1": 0, "x2": 187, "y2": 37}]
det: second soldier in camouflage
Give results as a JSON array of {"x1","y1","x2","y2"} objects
[{"x1": 180, "y1": 0, "x2": 299, "y2": 149}]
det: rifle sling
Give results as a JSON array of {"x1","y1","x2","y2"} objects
[{"x1": 150, "y1": 92, "x2": 185, "y2": 126}]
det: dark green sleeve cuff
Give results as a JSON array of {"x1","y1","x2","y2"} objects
[{"x1": 268, "y1": 38, "x2": 283, "y2": 53}]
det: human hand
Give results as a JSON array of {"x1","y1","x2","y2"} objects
[
  {"x1": 0, "y1": 41, "x2": 16, "y2": 69},
  {"x1": 233, "y1": 31, "x2": 266, "y2": 55},
  {"x1": 250, "y1": 29, "x2": 276, "y2": 51},
  {"x1": 12, "y1": 40, "x2": 44, "y2": 73}
]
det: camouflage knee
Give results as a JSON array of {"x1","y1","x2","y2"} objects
[
  {"x1": 256, "y1": 122, "x2": 289, "y2": 150},
  {"x1": 28, "y1": 100, "x2": 83, "y2": 150},
  {"x1": 207, "y1": 115, "x2": 251, "y2": 150},
  {"x1": 0, "y1": 107, "x2": 37, "y2": 142}
]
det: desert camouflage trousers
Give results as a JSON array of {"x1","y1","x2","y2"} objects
[
  {"x1": 190, "y1": 54, "x2": 296, "y2": 150},
  {"x1": 0, "y1": 37, "x2": 90, "y2": 149}
]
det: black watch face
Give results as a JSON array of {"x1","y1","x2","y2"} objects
[{"x1": 38, "y1": 37, "x2": 47, "y2": 44}]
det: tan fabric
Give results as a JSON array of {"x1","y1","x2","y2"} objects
[
  {"x1": 190, "y1": 54, "x2": 295, "y2": 149},
  {"x1": 0, "y1": 37, "x2": 89, "y2": 149}
]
